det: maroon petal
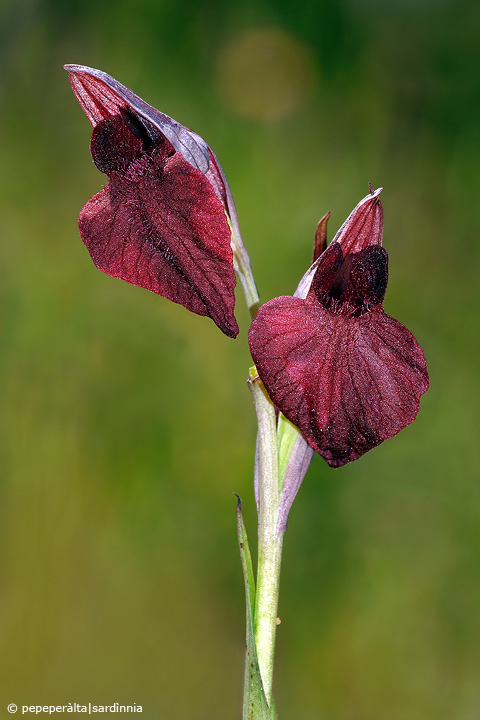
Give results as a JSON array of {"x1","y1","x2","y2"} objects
[
  {"x1": 248, "y1": 297, "x2": 429, "y2": 467},
  {"x1": 313, "y1": 211, "x2": 330, "y2": 262},
  {"x1": 332, "y1": 186, "x2": 384, "y2": 255},
  {"x1": 79, "y1": 130, "x2": 238, "y2": 337}
]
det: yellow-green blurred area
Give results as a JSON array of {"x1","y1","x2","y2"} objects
[{"x1": 1, "y1": 0, "x2": 479, "y2": 717}]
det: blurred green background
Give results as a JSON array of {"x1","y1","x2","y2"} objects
[{"x1": 1, "y1": 0, "x2": 479, "y2": 718}]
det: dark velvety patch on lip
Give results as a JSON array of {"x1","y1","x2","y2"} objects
[
  {"x1": 91, "y1": 115, "x2": 145, "y2": 173},
  {"x1": 312, "y1": 244, "x2": 388, "y2": 317}
]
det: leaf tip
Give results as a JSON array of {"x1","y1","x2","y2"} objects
[{"x1": 233, "y1": 492, "x2": 242, "y2": 510}]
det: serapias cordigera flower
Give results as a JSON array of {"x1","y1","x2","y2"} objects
[
  {"x1": 65, "y1": 64, "x2": 239, "y2": 337},
  {"x1": 248, "y1": 186, "x2": 429, "y2": 467}
]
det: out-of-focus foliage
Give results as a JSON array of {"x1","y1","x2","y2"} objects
[{"x1": 1, "y1": 0, "x2": 479, "y2": 718}]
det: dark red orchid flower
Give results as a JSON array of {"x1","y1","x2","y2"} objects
[
  {"x1": 65, "y1": 64, "x2": 239, "y2": 338},
  {"x1": 249, "y1": 187, "x2": 429, "y2": 468}
]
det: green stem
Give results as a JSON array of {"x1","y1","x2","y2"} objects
[
  {"x1": 248, "y1": 369, "x2": 285, "y2": 708},
  {"x1": 255, "y1": 527, "x2": 284, "y2": 707},
  {"x1": 231, "y1": 224, "x2": 260, "y2": 320}
]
